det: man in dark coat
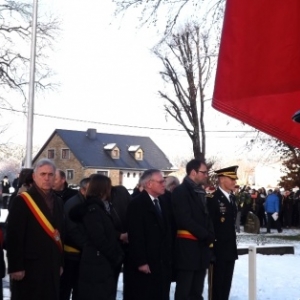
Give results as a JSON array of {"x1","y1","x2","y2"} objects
[
  {"x1": 171, "y1": 159, "x2": 214, "y2": 300},
  {"x1": 207, "y1": 166, "x2": 239, "y2": 300},
  {"x1": 127, "y1": 169, "x2": 172, "y2": 300},
  {"x1": 6, "y1": 158, "x2": 64, "y2": 300},
  {"x1": 53, "y1": 169, "x2": 78, "y2": 204}
]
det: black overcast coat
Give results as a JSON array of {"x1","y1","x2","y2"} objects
[
  {"x1": 126, "y1": 190, "x2": 172, "y2": 300},
  {"x1": 69, "y1": 197, "x2": 124, "y2": 300},
  {"x1": 6, "y1": 185, "x2": 64, "y2": 300}
]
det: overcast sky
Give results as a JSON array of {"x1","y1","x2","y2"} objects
[{"x1": 1, "y1": 0, "x2": 258, "y2": 163}]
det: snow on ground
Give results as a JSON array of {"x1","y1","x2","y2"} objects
[{"x1": 3, "y1": 228, "x2": 300, "y2": 300}]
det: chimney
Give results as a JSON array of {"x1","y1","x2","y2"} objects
[{"x1": 86, "y1": 128, "x2": 97, "y2": 140}]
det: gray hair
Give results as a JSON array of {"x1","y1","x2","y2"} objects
[
  {"x1": 33, "y1": 158, "x2": 56, "y2": 173},
  {"x1": 139, "y1": 169, "x2": 162, "y2": 188},
  {"x1": 79, "y1": 177, "x2": 90, "y2": 189},
  {"x1": 165, "y1": 176, "x2": 180, "y2": 192}
]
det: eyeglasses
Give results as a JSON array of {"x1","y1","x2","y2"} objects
[
  {"x1": 196, "y1": 170, "x2": 209, "y2": 175},
  {"x1": 150, "y1": 179, "x2": 165, "y2": 184}
]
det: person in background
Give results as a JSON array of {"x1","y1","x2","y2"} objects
[
  {"x1": 60, "y1": 177, "x2": 90, "y2": 300},
  {"x1": 69, "y1": 174, "x2": 123, "y2": 300},
  {"x1": 282, "y1": 189, "x2": 294, "y2": 229},
  {"x1": 109, "y1": 185, "x2": 131, "y2": 299},
  {"x1": 131, "y1": 178, "x2": 143, "y2": 199},
  {"x1": 6, "y1": 158, "x2": 64, "y2": 300},
  {"x1": 207, "y1": 166, "x2": 239, "y2": 300},
  {"x1": 264, "y1": 190, "x2": 282, "y2": 234},
  {"x1": 1, "y1": 176, "x2": 11, "y2": 209},
  {"x1": 171, "y1": 159, "x2": 214, "y2": 300},
  {"x1": 12, "y1": 174, "x2": 19, "y2": 192},
  {"x1": 126, "y1": 169, "x2": 172, "y2": 300},
  {"x1": 0, "y1": 222, "x2": 5, "y2": 300},
  {"x1": 8, "y1": 169, "x2": 34, "y2": 211},
  {"x1": 53, "y1": 170, "x2": 78, "y2": 204}
]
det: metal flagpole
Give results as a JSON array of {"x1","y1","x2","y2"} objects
[{"x1": 25, "y1": 0, "x2": 38, "y2": 168}]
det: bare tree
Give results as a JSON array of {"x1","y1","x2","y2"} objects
[
  {"x1": 154, "y1": 22, "x2": 216, "y2": 160},
  {"x1": 0, "y1": 1, "x2": 60, "y2": 105},
  {"x1": 112, "y1": 0, "x2": 225, "y2": 36}
]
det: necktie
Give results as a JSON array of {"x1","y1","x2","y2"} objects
[
  {"x1": 229, "y1": 194, "x2": 234, "y2": 206},
  {"x1": 154, "y1": 199, "x2": 162, "y2": 216}
]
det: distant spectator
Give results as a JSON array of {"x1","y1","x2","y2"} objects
[
  {"x1": 12, "y1": 173, "x2": 19, "y2": 191},
  {"x1": 1, "y1": 176, "x2": 11, "y2": 209},
  {"x1": 264, "y1": 190, "x2": 282, "y2": 233},
  {"x1": 164, "y1": 176, "x2": 180, "y2": 193}
]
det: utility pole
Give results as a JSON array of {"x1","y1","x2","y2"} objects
[{"x1": 25, "y1": 0, "x2": 38, "y2": 168}]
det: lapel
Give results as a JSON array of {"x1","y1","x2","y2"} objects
[
  {"x1": 28, "y1": 186, "x2": 57, "y2": 228},
  {"x1": 143, "y1": 191, "x2": 165, "y2": 230},
  {"x1": 184, "y1": 180, "x2": 207, "y2": 213}
]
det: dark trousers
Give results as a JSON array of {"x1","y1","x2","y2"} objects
[
  {"x1": 175, "y1": 269, "x2": 206, "y2": 300},
  {"x1": 266, "y1": 213, "x2": 282, "y2": 233},
  {"x1": 59, "y1": 258, "x2": 80, "y2": 300},
  {"x1": 211, "y1": 260, "x2": 235, "y2": 300}
]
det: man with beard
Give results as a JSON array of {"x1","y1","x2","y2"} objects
[
  {"x1": 171, "y1": 159, "x2": 214, "y2": 300},
  {"x1": 6, "y1": 158, "x2": 64, "y2": 300},
  {"x1": 207, "y1": 166, "x2": 239, "y2": 300}
]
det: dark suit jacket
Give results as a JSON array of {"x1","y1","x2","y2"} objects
[
  {"x1": 171, "y1": 179, "x2": 214, "y2": 270},
  {"x1": 6, "y1": 185, "x2": 64, "y2": 300},
  {"x1": 127, "y1": 190, "x2": 172, "y2": 300},
  {"x1": 206, "y1": 187, "x2": 238, "y2": 261}
]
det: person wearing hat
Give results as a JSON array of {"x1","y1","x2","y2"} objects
[{"x1": 206, "y1": 166, "x2": 239, "y2": 300}]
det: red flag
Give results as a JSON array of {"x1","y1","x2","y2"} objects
[{"x1": 212, "y1": 0, "x2": 300, "y2": 147}]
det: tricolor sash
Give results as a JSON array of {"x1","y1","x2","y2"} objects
[
  {"x1": 177, "y1": 230, "x2": 198, "y2": 241},
  {"x1": 20, "y1": 192, "x2": 63, "y2": 252}
]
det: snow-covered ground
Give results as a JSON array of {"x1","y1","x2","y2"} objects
[{"x1": 3, "y1": 228, "x2": 300, "y2": 300}]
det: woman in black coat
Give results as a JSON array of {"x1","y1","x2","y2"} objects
[{"x1": 70, "y1": 174, "x2": 124, "y2": 300}]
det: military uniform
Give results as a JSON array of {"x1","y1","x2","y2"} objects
[{"x1": 206, "y1": 166, "x2": 238, "y2": 300}]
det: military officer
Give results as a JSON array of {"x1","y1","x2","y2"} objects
[{"x1": 206, "y1": 166, "x2": 239, "y2": 300}]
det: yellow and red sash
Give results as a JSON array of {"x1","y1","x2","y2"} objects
[
  {"x1": 177, "y1": 230, "x2": 198, "y2": 241},
  {"x1": 20, "y1": 192, "x2": 63, "y2": 252}
]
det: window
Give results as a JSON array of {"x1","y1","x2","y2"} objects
[
  {"x1": 112, "y1": 149, "x2": 120, "y2": 159},
  {"x1": 135, "y1": 150, "x2": 143, "y2": 160},
  {"x1": 48, "y1": 149, "x2": 55, "y2": 159},
  {"x1": 66, "y1": 170, "x2": 74, "y2": 180},
  {"x1": 61, "y1": 149, "x2": 70, "y2": 159},
  {"x1": 97, "y1": 170, "x2": 109, "y2": 177}
]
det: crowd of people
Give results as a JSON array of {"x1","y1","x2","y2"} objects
[
  {"x1": 0, "y1": 158, "x2": 299, "y2": 300},
  {"x1": 231, "y1": 185, "x2": 300, "y2": 233}
]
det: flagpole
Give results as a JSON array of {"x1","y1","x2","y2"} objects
[{"x1": 25, "y1": 0, "x2": 38, "y2": 168}]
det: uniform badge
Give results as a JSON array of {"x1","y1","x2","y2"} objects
[{"x1": 220, "y1": 217, "x2": 225, "y2": 222}]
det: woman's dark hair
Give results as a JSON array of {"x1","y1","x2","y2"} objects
[{"x1": 86, "y1": 174, "x2": 111, "y2": 200}]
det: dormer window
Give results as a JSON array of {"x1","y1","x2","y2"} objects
[
  {"x1": 128, "y1": 145, "x2": 143, "y2": 161},
  {"x1": 112, "y1": 149, "x2": 120, "y2": 159},
  {"x1": 104, "y1": 143, "x2": 120, "y2": 159}
]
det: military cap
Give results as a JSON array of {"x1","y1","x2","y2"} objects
[{"x1": 215, "y1": 165, "x2": 239, "y2": 180}]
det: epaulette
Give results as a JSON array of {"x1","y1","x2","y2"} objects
[{"x1": 206, "y1": 193, "x2": 214, "y2": 198}]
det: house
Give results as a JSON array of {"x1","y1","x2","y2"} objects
[{"x1": 33, "y1": 128, "x2": 175, "y2": 190}]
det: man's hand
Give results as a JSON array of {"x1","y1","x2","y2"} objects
[
  {"x1": 138, "y1": 264, "x2": 151, "y2": 274},
  {"x1": 120, "y1": 233, "x2": 129, "y2": 244},
  {"x1": 10, "y1": 271, "x2": 25, "y2": 281}
]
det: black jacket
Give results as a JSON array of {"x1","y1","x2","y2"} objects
[
  {"x1": 207, "y1": 187, "x2": 238, "y2": 261},
  {"x1": 6, "y1": 185, "x2": 64, "y2": 300},
  {"x1": 171, "y1": 179, "x2": 214, "y2": 270},
  {"x1": 70, "y1": 197, "x2": 123, "y2": 300},
  {"x1": 126, "y1": 190, "x2": 172, "y2": 300}
]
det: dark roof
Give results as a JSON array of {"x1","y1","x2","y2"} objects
[{"x1": 35, "y1": 129, "x2": 173, "y2": 171}]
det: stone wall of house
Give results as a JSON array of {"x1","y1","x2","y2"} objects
[{"x1": 34, "y1": 133, "x2": 84, "y2": 185}]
